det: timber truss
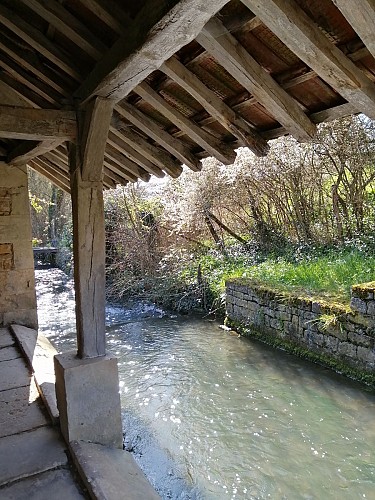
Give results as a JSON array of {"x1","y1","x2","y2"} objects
[{"x1": 0, "y1": 0, "x2": 375, "y2": 191}]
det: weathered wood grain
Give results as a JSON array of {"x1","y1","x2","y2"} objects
[{"x1": 242, "y1": 0, "x2": 375, "y2": 119}]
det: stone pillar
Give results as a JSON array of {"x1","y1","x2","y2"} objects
[
  {"x1": 0, "y1": 163, "x2": 37, "y2": 329},
  {"x1": 54, "y1": 353, "x2": 123, "y2": 448}
]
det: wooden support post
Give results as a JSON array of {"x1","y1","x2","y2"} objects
[{"x1": 68, "y1": 97, "x2": 114, "y2": 359}]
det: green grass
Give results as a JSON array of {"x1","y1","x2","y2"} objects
[{"x1": 196, "y1": 248, "x2": 375, "y2": 306}]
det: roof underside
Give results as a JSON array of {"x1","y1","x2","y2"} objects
[{"x1": 0, "y1": 0, "x2": 374, "y2": 192}]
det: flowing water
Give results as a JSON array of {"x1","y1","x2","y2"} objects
[{"x1": 36, "y1": 269, "x2": 375, "y2": 500}]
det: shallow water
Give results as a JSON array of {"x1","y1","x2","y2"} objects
[{"x1": 36, "y1": 269, "x2": 375, "y2": 499}]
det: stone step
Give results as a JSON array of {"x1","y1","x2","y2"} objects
[
  {"x1": 0, "y1": 468, "x2": 86, "y2": 499},
  {"x1": 70, "y1": 440, "x2": 160, "y2": 500},
  {"x1": 0, "y1": 427, "x2": 68, "y2": 486},
  {"x1": 0, "y1": 382, "x2": 48, "y2": 438}
]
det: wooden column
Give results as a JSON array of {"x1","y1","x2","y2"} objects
[{"x1": 69, "y1": 97, "x2": 113, "y2": 358}]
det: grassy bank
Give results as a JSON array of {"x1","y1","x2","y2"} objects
[
  {"x1": 183, "y1": 242, "x2": 375, "y2": 314},
  {"x1": 106, "y1": 239, "x2": 375, "y2": 315}
]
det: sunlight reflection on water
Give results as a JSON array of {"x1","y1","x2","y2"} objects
[{"x1": 36, "y1": 269, "x2": 375, "y2": 500}]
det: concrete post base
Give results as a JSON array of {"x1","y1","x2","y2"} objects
[{"x1": 54, "y1": 352, "x2": 123, "y2": 449}]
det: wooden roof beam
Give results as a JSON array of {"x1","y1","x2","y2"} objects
[
  {"x1": 115, "y1": 102, "x2": 202, "y2": 172},
  {"x1": 196, "y1": 17, "x2": 316, "y2": 142},
  {"x1": 20, "y1": 0, "x2": 107, "y2": 61},
  {"x1": 75, "y1": 0, "x2": 230, "y2": 102},
  {"x1": 332, "y1": 1, "x2": 375, "y2": 60},
  {"x1": 29, "y1": 159, "x2": 71, "y2": 194},
  {"x1": 0, "y1": 4, "x2": 81, "y2": 81},
  {"x1": 109, "y1": 126, "x2": 183, "y2": 178},
  {"x1": 241, "y1": 0, "x2": 375, "y2": 120},
  {"x1": 105, "y1": 145, "x2": 151, "y2": 182},
  {"x1": 161, "y1": 56, "x2": 270, "y2": 156},
  {"x1": 0, "y1": 106, "x2": 76, "y2": 141},
  {"x1": 135, "y1": 82, "x2": 236, "y2": 164},
  {"x1": 104, "y1": 157, "x2": 139, "y2": 184},
  {"x1": 79, "y1": 97, "x2": 114, "y2": 182},
  {"x1": 103, "y1": 165, "x2": 128, "y2": 186},
  {"x1": 7, "y1": 139, "x2": 64, "y2": 166},
  {"x1": 107, "y1": 129, "x2": 165, "y2": 179}
]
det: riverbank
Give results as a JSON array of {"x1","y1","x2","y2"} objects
[{"x1": 106, "y1": 241, "x2": 375, "y2": 318}]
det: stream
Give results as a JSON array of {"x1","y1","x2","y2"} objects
[{"x1": 36, "y1": 269, "x2": 375, "y2": 499}]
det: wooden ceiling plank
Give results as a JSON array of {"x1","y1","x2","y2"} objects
[
  {"x1": 333, "y1": 1, "x2": 375, "y2": 61},
  {"x1": 241, "y1": 0, "x2": 375, "y2": 119},
  {"x1": 78, "y1": 0, "x2": 128, "y2": 35},
  {"x1": 109, "y1": 126, "x2": 183, "y2": 178},
  {"x1": 0, "y1": 54, "x2": 61, "y2": 105},
  {"x1": 0, "y1": 106, "x2": 76, "y2": 141},
  {"x1": 161, "y1": 56, "x2": 270, "y2": 156},
  {"x1": 0, "y1": 79, "x2": 38, "y2": 108},
  {"x1": 135, "y1": 82, "x2": 236, "y2": 164},
  {"x1": 0, "y1": 4, "x2": 81, "y2": 81},
  {"x1": 0, "y1": 36, "x2": 71, "y2": 97},
  {"x1": 75, "y1": 0, "x2": 230, "y2": 102},
  {"x1": 80, "y1": 97, "x2": 114, "y2": 181},
  {"x1": 195, "y1": 17, "x2": 316, "y2": 142},
  {"x1": 0, "y1": 73, "x2": 49, "y2": 108},
  {"x1": 7, "y1": 138, "x2": 64, "y2": 166},
  {"x1": 20, "y1": 0, "x2": 107, "y2": 61},
  {"x1": 107, "y1": 129, "x2": 165, "y2": 178},
  {"x1": 29, "y1": 159, "x2": 71, "y2": 193},
  {"x1": 115, "y1": 102, "x2": 202, "y2": 172}
]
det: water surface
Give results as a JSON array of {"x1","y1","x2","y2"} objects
[{"x1": 36, "y1": 269, "x2": 375, "y2": 499}]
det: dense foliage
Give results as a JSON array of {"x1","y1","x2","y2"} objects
[{"x1": 28, "y1": 116, "x2": 375, "y2": 313}]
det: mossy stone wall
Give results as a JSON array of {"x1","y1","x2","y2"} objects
[{"x1": 226, "y1": 280, "x2": 375, "y2": 387}]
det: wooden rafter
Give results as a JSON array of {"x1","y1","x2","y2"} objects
[
  {"x1": 0, "y1": 4, "x2": 81, "y2": 81},
  {"x1": 332, "y1": 1, "x2": 375, "y2": 60},
  {"x1": 107, "y1": 129, "x2": 165, "y2": 179},
  {"x1": 105, "y1": 144, "x2": 151, "y2": 182},
  {"x1": 196, "y1": 17, "x2": 316, "y2": 142},
  {"x1": 135, "y1": 82, "x2": 236, "y2": 165},
  {"x1": 115, "y1": 102, "x2": 202, "y2": 171},
  {"x1": 29, "y1": 159, "x2": 71, "y2": 193},
  {"x1": 241, "y1": 0, "x2": 375, "y2": 119},
  {"x1": 7, "y1": 139, "x2": 65, "y2": 166},
  {"x1": 104, "y1": 157, "x2": 139, "y2": 184},
  {"x1": 110, "y1": 125, "x2": 183, "y2": 178},
  {"x1": 0, "y1": 106, "x2": 76, "y2": 141},
  {"x1": 161, "y1": 56, "x2": 270, "y2": 156},
  {"x1": 76, "y1": 0, "x2": 230, "y2": 102},
  {"x1": 21, "y1": 0, "x2": 107, "y2": 61}
]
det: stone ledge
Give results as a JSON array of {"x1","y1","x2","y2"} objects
[
  {"x1": 10, "y1": 324, "x2": 59, "y2": 424},
  {"x1": 69, "y1": 440, "x2": 160, "y2": 500}
]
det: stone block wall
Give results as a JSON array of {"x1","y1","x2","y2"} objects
[
  {"x1": 0, "y1": 163, "x2": 37, "y2": 328},
  {"x1": 226, "y1": 280, "x2": 375, "y2": 385}
]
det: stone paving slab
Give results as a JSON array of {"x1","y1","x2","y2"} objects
[
  {"x1": 0, "y1": 468, "x2": 86, "y2": 499},
  {"x1": 0, "y1": 426, "x2": 68, "y2": 486},
  {"x1": 11, "y1": 324, "x2": 59, "y2": 423},
  {"x1": 70, "y1": 440, "x2": 160, "y2": 500},
  {"x1": 0, "y1": 357, "x2": 31, "y2": 392},
  {"x1": 0, "y1": 346, "x2": 21, "y2": 362},
  {"x1": 0, "y1": 381, "x2": 48, "y2": 438},
  {"x1": 0, "y1": 329, "x2": 15, "y2": 348}
]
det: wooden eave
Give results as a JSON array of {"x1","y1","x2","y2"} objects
[{"x1": 0, "y1": 0, "x2": 374, "y2": 190}]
